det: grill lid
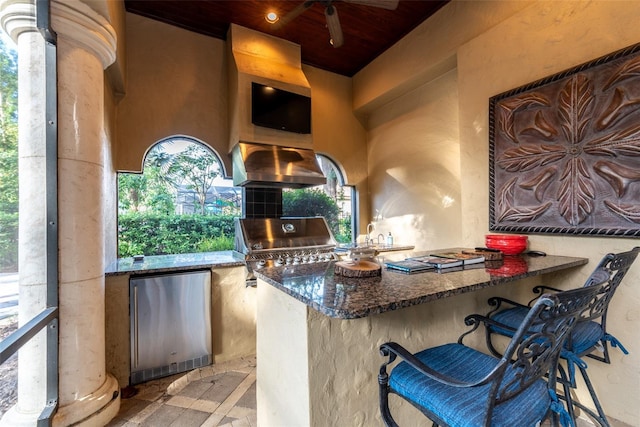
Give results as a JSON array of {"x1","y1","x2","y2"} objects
[{"x1": 235, "y1": 217, "x2": 337, "y2": 254}]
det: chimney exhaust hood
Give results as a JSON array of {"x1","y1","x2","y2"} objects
[{"x1": 232, "y1": 142, "x2": 326, "y2": 188}]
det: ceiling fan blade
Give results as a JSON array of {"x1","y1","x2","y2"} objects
[
  {"x1": 343, "y1": 0, "x2": 399, "y2": 10},
  {"x1": 275, "y1": 1, "x2": 315, "y2": 28},
  {"x1": 324, "y1": 5, "x2": 344, "y2": 48}
]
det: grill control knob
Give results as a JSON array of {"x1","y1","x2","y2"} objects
[
  {"x1": 274, "y1": 257, "x2": 284, "y2": 267},
  {"x1": 257, "y1": 259, "x2": 266, "y2": 268}
]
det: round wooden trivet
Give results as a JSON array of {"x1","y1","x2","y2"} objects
[{"x1": 334, "y1": 260, "x2": 382, "y2": 277}]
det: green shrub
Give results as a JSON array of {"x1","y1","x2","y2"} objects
[
  {"x1": 334, "y1": 216, "x2": 352, "y2": 244},
  {"x1": 118, "y1": 213, "x2": 235, "y2": 257},
  {"x1": 197, "y1": 235, "x2": 235, "y2": 252},
  {"x1": 283, "y1": 189, "x2": 352, "y2": 242}
]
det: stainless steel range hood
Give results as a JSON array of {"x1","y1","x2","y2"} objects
[{"x1": 232, "y1": 142, "x2": 326, "y2": 188}]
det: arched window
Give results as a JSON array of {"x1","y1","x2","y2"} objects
[
  {"x1": 283, "y1": 154, "x2": 355, "y2": 244},
  {"x1": 117, "y1": 136, "x2": 240, "y2": 256},
  {"x1": 117, "y1": 142, "x2": 356, "y2": 256}
]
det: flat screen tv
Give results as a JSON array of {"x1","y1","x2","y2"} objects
[{"x1": 251, "y1": 82, "x2": 311, "y2": 134}]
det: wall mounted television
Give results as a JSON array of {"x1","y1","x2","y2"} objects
[{"x1": 251, "y1": 82, "x2": 311, "y2": 134}]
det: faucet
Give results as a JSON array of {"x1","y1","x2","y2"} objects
[
  {"x1": 365, "y1": 223, "x2": 375, "y2": 246},
  {"x1": 377, "y1": 234, "x2": 385, "y2": 245}
]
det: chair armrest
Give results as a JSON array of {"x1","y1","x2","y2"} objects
[
  {"x1": 379, "y1": 342, "x2": 495, "y2": 388},
  {"x1": 457, "y1": 313, "x2": 520, "y2": 345},
  {"x1": 486, "y1": 296, "x2": 528, "y2": 316}
]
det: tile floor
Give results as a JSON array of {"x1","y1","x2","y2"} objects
[
  {"x1": 106, "y1": 354, "x2": 630, "y2": 427},
  {"x1": 106, "y1": 356, "x2": 256, "y2": 427}
]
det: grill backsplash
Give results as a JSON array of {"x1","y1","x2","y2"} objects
[{"x1": 242, "y1": 188, "x2": 283, "y2": 219}]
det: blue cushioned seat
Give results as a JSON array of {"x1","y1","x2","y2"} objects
[
  {"x1": 490, "y1": 307, "x2": 605, "y2": 355},
  {"x1": 389, "y1": 343, "x2": 549, "y2": 427},
  {"x1": 378, "y1": 283, "x2": 608, "y2": 427}
]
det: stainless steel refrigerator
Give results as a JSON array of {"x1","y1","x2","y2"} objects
[{"x1": 130, "y1": 269, "x2": 212, "y2": 384}]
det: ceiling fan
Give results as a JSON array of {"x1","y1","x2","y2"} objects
[{"x1": 275, "y1": 0, "x2": 399, "y2": 48}]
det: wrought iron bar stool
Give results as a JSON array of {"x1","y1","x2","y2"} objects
[
  {"x1": 378, "y1": 282, "x2": 606, "y2": 427},
  {"x1": 481, "y1": 247, "x2": 640, "y2": 427}
]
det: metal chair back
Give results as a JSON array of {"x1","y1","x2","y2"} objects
[{"x1": 493, "y1": 284, "x2": 604, "y2": 404}]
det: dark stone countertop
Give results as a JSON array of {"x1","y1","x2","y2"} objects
[
  {"x1": 105, "y1": 251, "x2": 246, "y2": 276},
  {"x1": 254, "y1": 250, "x2": 588, "y2": 319}
]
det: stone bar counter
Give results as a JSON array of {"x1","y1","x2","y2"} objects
[{"x1": 254, "y1": 250, "x2": 588, "y2": 426}]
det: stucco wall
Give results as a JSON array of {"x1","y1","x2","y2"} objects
[
  {"x1": 360, "y1": 1, "x2": 640, "y2": 424},
  {"x1": 353, "y1": 0, "x2": 533, "y2": 115},
  {"x1": 116, "y1": 15, "x2": 369, "y2": 231},
  {"x1": 367, "y1": 69, "x2": 461, "y2": 250},
  {"x1": 116, "y1": 13, "x2": 230, "y2": 174},
  {"x1": 456, "y1": 2, "x2": 640, "y2": 422},
  {"x1": 302, "y1": 65, "x2": 369, "y2": 236}
]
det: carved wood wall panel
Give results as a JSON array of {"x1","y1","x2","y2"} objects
[{"x1": 489, "y1": 43, "x2": 640, "y2": 237}]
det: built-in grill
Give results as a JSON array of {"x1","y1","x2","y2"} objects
[{"x1": 235, "y1": 217, "x2": 338, "y2": 286}]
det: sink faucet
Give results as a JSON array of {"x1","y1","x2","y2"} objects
[
  {"x1": 365, "y1": 223, "x2": 375, "y2": 246},
  {"x1": 377, "y1": 234, "x2": 385, "y2": 245}
]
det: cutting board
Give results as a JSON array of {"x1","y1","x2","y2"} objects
[{"x1": 334, "y1": 260, "x2": 382, "y2": 277}]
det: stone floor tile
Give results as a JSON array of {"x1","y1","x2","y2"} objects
[
  {"x1": 230, "y1": 417, "x2": 251, "y2": 427},
  {"x1": 199, "y1": 412, "x2": 225, "y2": 427},
  {"x1": 247, "y1": 411, "x2": 257, "y2": 427},
  {"x1": 140, "y1": 404, "x2": 186, "y2": 427},
  {"x1": 112, "y1": 398, "x2": 151, "y2": 421},
  {"x1": 165, "y1": 395, "x2": 197, "y2": 409},
  {"x1": 213, "y1": 371, "x2": 256, "y2": 415},
  {"x1": 226, "y1": 406, "x2": 254, "y2": 420},
  {"x1": 189, "y1": 399, "x2": 221, "y2": 413},
  {"x1": 200, "y1": 372, "x2": 246, "y2": 405},
  {"x1": 178, "y1": 378, "x2": 216, "y2": 399},
  {"x1": 234, "y1": 382, "x2": 256, "y2": 410},
  {"x1": 134, "y1": 389, "x2": 166, "y2": 403},
  {"x1": 110, "y1": 357, "x2": 258, "y2": 427},
  {"x1": 102, "y1": 417, "x2": 129, "y2": 427},
  {"x1": 129, "y1": 401, "x2": 163, "y2": 424},
  {"x1": 218, "y1": 416, "x2": 237, "y2": 426},
  {"x1": 167, "y1": 408, "x2": 211, "y2": 427}
]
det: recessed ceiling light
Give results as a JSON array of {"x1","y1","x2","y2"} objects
[{"x1": 265, "y1": 12, "x2": 279, "y2": 24}]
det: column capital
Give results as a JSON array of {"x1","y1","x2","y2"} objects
[
  {"x1": 0, "y1": 0, "x2": 37, "y2": 41},
  {"x1": 51, "y1": 0, "x2": 116, "y2": 69}
]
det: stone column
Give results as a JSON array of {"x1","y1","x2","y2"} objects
[
  {"x1": 50, "y1": 1, "x2": 119, "y2": 425},
  {"x1": 0, "y1": 0, "x2": 48, "y2": 424},
  {"x1": 0, "y1": 0, "x2": 120, "y2": 425}
]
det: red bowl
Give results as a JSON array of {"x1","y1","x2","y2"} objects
[{"x1": 485, "y1": 234, "x2": 528, "y2": 255}]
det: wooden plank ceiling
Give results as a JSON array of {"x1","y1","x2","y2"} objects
[{"x1": 124, "y1": 0, "x2": 449, "y2": 77}]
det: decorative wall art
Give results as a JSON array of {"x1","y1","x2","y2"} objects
[{"x1": 489, "y1": 43, "x2": 640, "y2": 237}]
